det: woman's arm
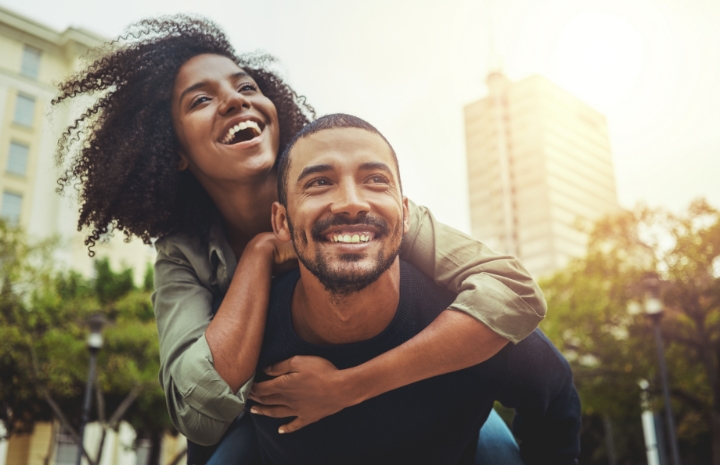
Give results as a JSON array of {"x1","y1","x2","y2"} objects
[
  {"x1": 400, "y1": 199, "x2": 546, "y2": 342},
  {"x1": 153, "y1": 232, "x2": 281, "y2": 445},
  {"x1": 249, "y1": 200, "x2": 546, "y2": 433}
]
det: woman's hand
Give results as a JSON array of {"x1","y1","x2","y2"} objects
[
  {"x1": 248, "y1": 232, "x2": 298, "y2": 274},
  {"x1": 248, "y1": 356, "x2": 358, "y2": 434}
]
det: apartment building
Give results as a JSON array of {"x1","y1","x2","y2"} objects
[{"x1": 464, "y1": 72, "x2": 619, "y2": 278}]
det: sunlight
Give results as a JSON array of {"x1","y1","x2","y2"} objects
[{"x1": 551, "y1": 11, "x2": 645, "y2": 111}]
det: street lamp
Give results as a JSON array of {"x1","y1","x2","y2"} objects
[
  {"x1": 640, "y1": 272, "x2": 681, "y2": 465},
  {"x1": 76, "y1": 314, "x2": 106, "y2": 465},
  {"x1": 638, "y1": 379, "x2": 661, "y2": 465}
]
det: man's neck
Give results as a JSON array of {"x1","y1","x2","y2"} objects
[{"x1": 291, "y1": 260, "x2": 401, "y2": 345}]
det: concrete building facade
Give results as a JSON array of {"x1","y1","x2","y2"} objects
[
  {"x1": 0, "y1": 6, "x2": 161, "y2": 465},
  {"x1": 0, "y1": 5, "x2": 155, "y2": 283},
  {"x1": 464, "y1": 72, "x2": 619, "y2": 278}
]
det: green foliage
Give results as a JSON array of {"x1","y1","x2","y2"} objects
[
  {"x1": 540, "y1": 199, "x2": 720, "y2": 463},
  {"x1": 0, "y1": 221, "x2": 170, "y2": 438}
]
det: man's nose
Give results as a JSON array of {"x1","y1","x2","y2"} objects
[
  {"x1": 330, "y1": 180, "x2": 370, "y2": 218},
  {"x1": 218, "y1": 88, "x2": 251, "y2": 116}
]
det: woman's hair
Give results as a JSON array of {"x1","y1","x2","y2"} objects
[{"x1": 53, "y1": 15, "x2": 314, "y2": 254}]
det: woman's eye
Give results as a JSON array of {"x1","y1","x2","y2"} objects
[
  {"x1": 190, "y1": 96, "x2": 211, "y2": 109},
  {"x1": 239, "y1": 83, "x2": 258, "y2": 92}
]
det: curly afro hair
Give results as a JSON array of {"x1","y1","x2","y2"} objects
[{"x1": 53, "y1": 15, "x2": 315, "y2": 255}]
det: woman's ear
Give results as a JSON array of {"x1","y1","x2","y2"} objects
[
  {"x1": 177, "y1": 151, "x2": 189, "y2": 171},
  {"x1": 271, "y1": 202, "x2": 292, "y2": 242}
]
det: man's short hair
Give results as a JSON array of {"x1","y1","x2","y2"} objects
[{"x1": 277, "y1": 113, "x2": 401, "y2": 206}]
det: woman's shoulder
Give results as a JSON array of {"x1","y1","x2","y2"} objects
[{"x1": 155, "y1": 231, "x2": 209, "y2": 259}]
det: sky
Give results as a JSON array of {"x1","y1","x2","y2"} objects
[{"x1": 5, "y1": 0, "x2": 719, "y2": 232}]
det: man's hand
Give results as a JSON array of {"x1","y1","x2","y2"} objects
[{"x1": 248, "y1": 356, "x2": 355, "y2": 434}]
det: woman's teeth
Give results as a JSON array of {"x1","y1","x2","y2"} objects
[
  {"x1": 332, "y1": 234, "x2": 371, "y2": 243},
  {"x1": 222, "y1": 120, "x2": 262, "y2": 144}
]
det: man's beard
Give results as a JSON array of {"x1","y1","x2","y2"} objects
[{"x1": 288, "y1": 212, "x2": 403, "y2": 297}]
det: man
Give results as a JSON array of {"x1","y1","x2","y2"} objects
[{"x1": 248, "y1": 114, "x2": 581, "y2": 465}]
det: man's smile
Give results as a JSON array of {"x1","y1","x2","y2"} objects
[
  {"x1": 311, "y1": 215, "x2": 388, "y2": 249},
  {"x1": 328, "y1": 233, "x2": 374, "y2": 243}
]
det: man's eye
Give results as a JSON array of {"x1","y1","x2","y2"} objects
[
  {"x1": 368, "y1": 175, "x2": 389, "y2": 184},
  {"x1": 190, "y1": 96, "x2": 211, "y2": 108},
  {"x1": 307, "y1": 178, "x2": 331, "y2": 188}
]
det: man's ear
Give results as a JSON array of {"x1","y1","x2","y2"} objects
[
  {"x1": 177, "y1": 150, "x2": 189, "y2": 171},
  {"x1": 402, "y1": 197, "x2": 410, "y2": 234},
  {"x1": 271, "y1": 202, "x2": 292, "y2": 242}
]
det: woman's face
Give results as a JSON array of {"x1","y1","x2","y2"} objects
[{"x1": 171, "y1": 54, "x2": 280, "y2": 187}]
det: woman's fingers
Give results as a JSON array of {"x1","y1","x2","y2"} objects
[
  {"x1": 249, "y1": 356, "x2": 348, "y2": 434},
  {"x1": 248, "y1": 391, "x2": 285, "y2": 406},
  {"x1": 249, "y1": 404, "x2": 294, "y2": 419},
  {"x1": 278, "y1": 418, "x2": 309, "y2": 434},
  {"x1": 263, "y1": 358, "x2": 296, "y2": 376}
]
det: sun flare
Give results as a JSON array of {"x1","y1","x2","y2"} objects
[{"x1": 551, "y1": 11, "x2": 645, "y2": 110}]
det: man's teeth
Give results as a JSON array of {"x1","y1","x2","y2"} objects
[
  {"x1": 222, "y1": 120, "x2": 262, "y2": 144},
  {"x1": 332, "y1": 234, "x2": 371, "y2": 243}
]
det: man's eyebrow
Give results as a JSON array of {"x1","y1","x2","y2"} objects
[
  {"x1": 297, "y1": 164, "x2": 334, "y2": 183},
  {"x1": 179, "y1": 72, "x2": 250, "y2": 104},
  {"x1": 359, "y1": 162, "x2": 393, "y2": 174}
]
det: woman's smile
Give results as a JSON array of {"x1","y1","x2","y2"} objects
[
  {"x1": 171, "y1": 53, "x2": 280, "y2": 184},
  {"x1": 220, "y1": 118, "x2": 264, "y2": 145}
]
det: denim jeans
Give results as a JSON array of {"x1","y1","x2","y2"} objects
[
  {"x1": 193, "y1": 409, "x2": 524, "y2": 465},
  {"x1": 475, "y1": 409, "x2": 524, "y2": 465}
]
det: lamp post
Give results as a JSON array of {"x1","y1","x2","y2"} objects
[
  {"x1": 76, "y1": 314, "x2": 105, "y2": 465},
  {"x1": 641, "y1": 273, "x2": 681, "y2": 465},
  {"x1": 638, "y1": 379, "x2": 661, "y2": 465}
]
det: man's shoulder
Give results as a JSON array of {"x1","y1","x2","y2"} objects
[
  {"x1": 399, "y1": 260, "x2": 455, "y2": 313},
  {"x1": 270, "y1": 268, "x2": 301, "y2": 298}
]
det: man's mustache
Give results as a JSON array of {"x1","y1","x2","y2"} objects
[{"x1": 310, "y1": 214, "x2": 390, "y2": 242}]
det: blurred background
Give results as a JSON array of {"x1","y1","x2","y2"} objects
[{"x1": 0, "y1": 0, "x2": 718, "y2": 464}]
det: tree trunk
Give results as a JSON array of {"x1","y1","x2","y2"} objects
[
  {"x1": 712, "y1": 411, "x2": 720, "y2": 465},
  {"x1": 602, "y1": 415, "x2": 618, "y2": 465}
]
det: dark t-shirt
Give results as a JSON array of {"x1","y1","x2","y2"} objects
[{"x1": 250, "y1": 261, "x2": 580, "y2": 465}]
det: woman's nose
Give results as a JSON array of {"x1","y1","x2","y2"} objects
[{"x1": 218, "y1": 90, "x2": 251, "y2": 116}]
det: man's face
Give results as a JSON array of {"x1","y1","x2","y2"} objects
[{"x1": 273, "y1": 127, "x2": 409, "y2": 296}]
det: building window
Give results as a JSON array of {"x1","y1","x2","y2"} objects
[
  {"x1": 7, "y1": 142, "x2": 29, "y2": 176},
  {"x1": 13, "y1": 94, "x2": 35, "y2": 127},
  {"x1": 1, "y1": 192, "x2": 22, "y2": 226},
  {"x1": 20, "y1": 45, "x2": 42, "y2": 79},
  {"x1": 54, "y1": 425, "x2": 78, "y2": 465}
]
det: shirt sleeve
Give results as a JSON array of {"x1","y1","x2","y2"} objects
[
  {"x1": 152, "y1": 236, "x2": 253, "y2": 446},
  {"x1": 399, "y1": 199, "x2": 547, "y2": 343}
]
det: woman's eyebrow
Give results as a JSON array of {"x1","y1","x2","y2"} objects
[
  {"x1": 231, "y1": 72, "x2": 250, "y2": 80},
  {"x1": 179, "y1": 81, "x2": 208, "y2": 104}
]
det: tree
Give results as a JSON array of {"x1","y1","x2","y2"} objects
[
  {"x1": 540, "y1": 199, "x2": 720, "y2": 464},
  {"x1": 0, "y1": 221, "x2": 174, "y2": 464}
]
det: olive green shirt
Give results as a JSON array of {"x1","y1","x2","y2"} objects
[{"x1": 152, "y1": 200, "x2": 546, "y2": 445}]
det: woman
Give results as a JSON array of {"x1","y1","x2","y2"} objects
[{"x1": 53, "y1": 15, "x2": 541, "y2": 464}]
